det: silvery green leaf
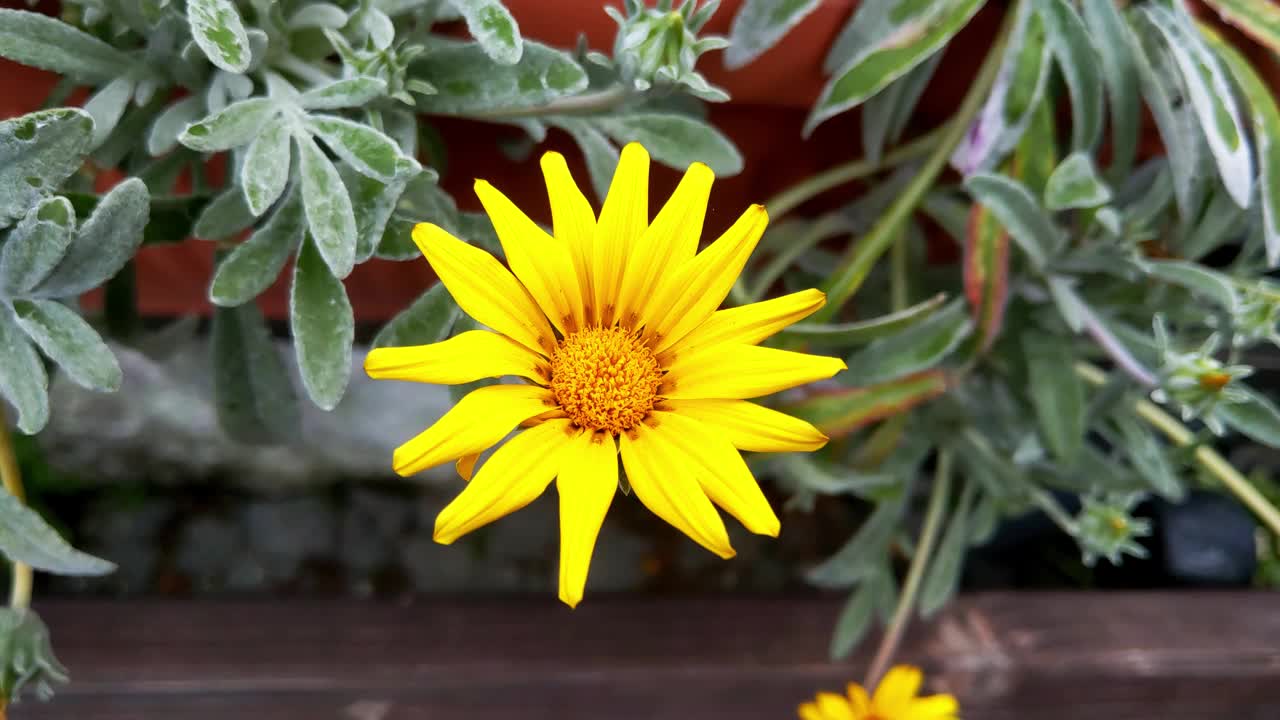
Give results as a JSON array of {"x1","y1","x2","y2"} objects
[
  {"x1": 1047, "y1": 275, "x2": 1087, "y2": 332},
  {"x1": 724, "y1": 0, "x2": 822, "y2": 70},
  {"x1": 287, "y1": 3, "x2": 349, "y2": 30},
  {"x1": 594, "y1": 113, "x2": 742, "y2": 176},
  {"x1": 0, "y1": 109, "x2": 93, "y2": 225},
  {"x1": 1178, "y1": 181, "x2": 1247, "y2": 260},
  {"x1": 774, "y1": 454, "x2": 898, "y2": 500},
  {"x1": 383, "y1": 108, "x2": 419, "y2": 156},
  {"x1": 1219, "y1": 387, "x2": 1280, "y2": 448},
  {"x1": 12, "y1": 299, "x2": 121, "y2": 392},
  {"x1": 1036, "y1": 0, "x2": 1102, "y2": 152},
  {"x1": 828, "y1": 574, "x2": 882, "y2": 660},
  {"x1": 373, "y1": 281, "x2": 459, "y2": 348},
  {"x1": 965, "y1": 172, "x2": 1063, "y2": 270},
  {"x1": 298, "y1": 77, "x2": 388, "y2": 110},
  {"x1": 0, "y1": 310, "x2": 47, "y2": 434},
  {"x1": 0, "y1": 197, "x2": 74, "y2": 296},
  {"x1": 1081, "y1": 0, "x2": 1141, "y2": 177},
  {"x1": 265, "y1": 72, "x2": 301, "y2": 102},
  {"x1": 0, "y1": 9, "x2": 135, "y2": 83},
  {"x1": 414, "y1": 41, "x2": 587, "y2": 115},
  {"x1": 32, "y1": 178, "x2": 149, "y2": 298},
  {"x1": 0, "y1": 608, "x2": 69, "y2": 703},
  {"x1": 0, "y1": 483, "x2": 113, "y2": 574},
  {"x1": 212, "y1": 301, "x2": 301, "y2": 444},
  {"x1": 297, "y1": 134, "x2": 357, "y2": 279},
  {"x1": 307, "y1": 115, "x2": 406, "y2": 181},
  {"x1": 1113, "y1": 412, "x2": 1183, "y2": 501},
  {"x1": 1144, "y1": 259, "x2": 1238, "y2": 311},
  {"x1": 1023, "y1": 332, "x2": 1085, "y2": 463},
  {"x1": 552, "y1": 118, "x2": 619, "y2": 200},
  {"x1": 187, "y1": 0, "x2": 251, "y2": 73},
  {"x1": 179, "y1": 98, "x2": 278, "y2": 152},
  {"x1": 1135, "y1": 5, "x2": 1253, "y2": 208},
  {"x1": 782, "y1": 293, "x2": 950, "y2": 347},
  {"x1": 842, "y1": 299, "x2": 972, "y2": 386},
  {"x1": 806, "y1": 499, "x2": 905, "y2": 588},
  {"x1": 210, "y1": 186, "x2": 304, "y2": 306},
  {"x1": 147, "y1": 96, "x2": 204, "y2": 156},
  {"x1": 864, "y1": 52, "x2": 941, "y2": 165},
  {"x1": 193, "y1": 185, "x2": 256, "y2": 240},
  {"x1": 1044, "y1": 152, "x2": 1113, "y2": 210},
  {"x1": 343, "y1": 160, "x2": 421, "y2": 263},
  {"x1": 82, "y1": 76, "x2": 135, "y2": 150},
  {"x1": 450, "y1": 0, "x2": 523, "y2": 65},
  {"x1": 920, "y1": 482, "x2": 975, "y2": 617},
  {"x1": 291, "y1": 237, "x2": 354, "y2": 410},
  {"x1": 242, "y1": 114, "x2": 293, "y2": 216},
  {"x1": 376, "y1": 176, "x2": 459, "y2": 260},
  {"x1": 362, "y1": 8, "x2": 395, "y2": 49}
]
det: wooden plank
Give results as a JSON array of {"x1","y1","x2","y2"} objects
[{"x1": 11, "y1": 592, "x2": 1280, "y2": 719}]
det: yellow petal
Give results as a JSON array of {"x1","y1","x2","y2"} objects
[
  {"x1": 615, "y1": 162, "x2": 713, "y2": 327},
  {"x1": 872, "y1": 666, "x2": 924, "y2": 718},
  {"x1": 541, "y1": 151, "x2": 598, "y2": 326},
  {"x1": 392, "y1": 384, "x2": 556, "y2": 476},
  {"x1": 815, "y1": 692, "x2": 856, "y2": 720},
  {"x1": 556, "y1": 431, "x2": 618, "y2": 608},
  {"x1": 594, "y1": 143, "x2": 649, "y2": 326},
  {"x1": 433, "y1": 418, "x2": 574, "y2": 544},
  {"x1": 662, "y1": 289, "x2": 826, "y2": 361},
  {"x1": 903, "y1": 695, "x2": 960, "y2": 720},
  {"x1": 662, "y1": 398, "x2": 828, "y2": 453},
  {"x1": 797, "y1": 701, "x2": 824, "y2": 720},
  {"x1": 664, "y1": 344, "x2": 846, "y2": 400},
  {"x1": 648, "y1": 411, "x2": 779, "y2": 536},
  {"x1": 456, "y1": 453, "x2": 480, "y2": 481},
  {"x1": 365, "y1": 330, "x2": 549, "y2": 385},
  {"x1": 412, "y1": 223, "x2": 555, "y2": 356},
  {"x1": 643, "y1": 204, "x2": 769, "y2": 353},
  {"x1": 846, "y1": 683, "x2": 871, "y2": 716},
  {"x1": 619, "y1": 423, "x2": 734, "y2": 559},
  {"x1": 474, "y1": 179, "x2": 584, "y2": 333}
]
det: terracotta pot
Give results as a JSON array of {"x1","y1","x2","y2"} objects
[{"x1": 2, "y1": 1, "x2": 1277, "y2": 321}]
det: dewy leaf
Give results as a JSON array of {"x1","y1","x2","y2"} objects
[
  {"x1": 179, "y1": 98, "x2": 278, "y2": 153},
  {"x1": 187, "y1": 0, "x2": 252, "y2": 73},
  {"x1": 213, "y1": 301, "x2": 301, "y2": 444},
  {"x1": 786, "y1": 371, "x2": 949, "y2": 439},
  {"x1": 1144, "y1": 259, "x2": 1238, "y2": 312},
  {"x1": 805, "y1": 0, "x2": 988, "y2": 135},
  {"x1": 0, "y1": 485, "x2": 113, "y2": 575},
  {"x1": 82, "y1": 76, "x2": 135, "y2": 150},
  {"x1": 1219, "y1": 388, "x2": 1280, "y2": 449},
  {"x1": 210, "y1": 186, "x2": 304, "y2": 307},
  {"x1": 1081, "y1": 0, "x2": 1141, "y2": 177},
  {"x1": 307, "y1": 115, "x2": 405, "y2": 181},
  {"x1": 1044, "y1": 152, "x2": 1113, "y2": 210},
  {"x1": 1035, "y1": 0, "x2": 1102, "y2": 152},
  {"x1": 291, "y1": 237, "x2": 353, "y2": 410},
  {"x1": 0, "y1": 196, "x2": 74, "y2": 296},
  {"x1": 296, "y1": 134, "x2": 357, "y2": 279},
  {"x1": 1023, "y1": 331, "x2": 1085, "y2": 463},
  {"x1": 594, "y1": 113, "x2": 743, "y2": 176},
  {"x1": 964, "y1": 172, "x2": 1062, "y2": 270},
  {"x1": 0, "y1": 310, "x2": 48, "y2": 435},
  {"x1": 450, "y1": 0, "x2": 523, "y2": 65},
  {"x1": 12, "y1": 299, "x2": 121, "y2": 393},
  {"x1": 1135, "y1": 5, "x2": 1253, "y2": 209},
  {"x1": 32, "y1": 178, "x2": 150, "y2": 298},
  {"x1": 0, "y1": 9, "x2": 135, "y2": 83},
  {"x1": 724, "y1": 0, "x2": 823, "y2": 70},
  {"x1": 193, "y1": 186, "x2": 256, "y2": 240},
  {"x1": 0, "y1": 109, "x2": 93, "y2": 225},
  {"x1": 413, "y1": 40, "x2": 587, "y2": 115},
  {"x1": 373, "y1": 281, "x2": 460, "y2": 348},
  {"x1": 298, "y1": 77, "x2": 388, "y2": 110},
  {"x1": 147, "y1": 96, "x2": 205, "y2": 156},
  {"x1": 842, "y1": 300, "x2": 972, "y2": 386},
  {"x1": 242, "y1": 114, "x2": 293, "y2": 217},
  {"x1": 552, "y1": 118, "x2": 619, "y2": 200},
  {"x1": 964, "y1": 200, "x2": 1009, "y2": 353},
  {"x1": 1202, "y1": 0, "x2": 1280, "y2": 54}
]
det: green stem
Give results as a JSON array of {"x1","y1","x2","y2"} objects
[
  {"x1": 0, "y1": 410, "x2": 31, "y2": 610},
  {"x1": 1076, "y1": 362, "x2": 1280, "y2": 537},
  {"x1": 812, "y1": 7, "x2": 1018, "y2": 324},
  {"x1": 764, "y1": 129, "x2": 944, "y2": 222},
  {"x1": 865, "y1": 450, "x2": 952, "y2": 688},
  {"x1": 890, "y1": 224, "x2": 909, "y2": 312},
  {"x1": 470, "y1": 86, "x2": 631, "y2": 120},
  {"x1": 749, "y1": 214, "x2": 848, "y2": 302}
]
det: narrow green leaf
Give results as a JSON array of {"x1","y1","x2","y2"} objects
[
  {"x1": 594, "y1": 113, "x2": 742, "y2": 176},
  {"x1": 212, "y1": 301, "x2": 301, "y2": 444},
  {"x1": 1036, "y1": 0, "x2": 1102, "y2": 152},
  {"x1": 82, "y1": 76, "x2": 134, "y2": 150},
  {"x1": 842, "y1": 301, "x2": 971, "y2": 386},
  {"x1": 775, "y1": 454, "x2": 898, "y2": 500},
  {"x1": 147, "y1": 96, "x2": 205, "y2": 156},
  {"x1": 307, "y1": 115, "x2": 407, "y2": 182},
  {"x1": 0, "y1": 109, "x2": 93, "y2": 224},
  {"x1": 724, "y1": 0, "x2": 823, "y2": 70},
  {"x1": 296, "y1": 134, "x2": 357, "y2": 279},
  {"x1": 179, "y1": 98, "x2": 277, "y2": 153},
  {"x1": 1202, "y1": 0, "x2": 1280, "y2": 54},
  {"x1": 291, "y1": 238, "x2": 354, "y2": 410},
  {"x1": 1044, "y1": 152, "x2": 1113, "y2": 210},
  {"x1": 0, "y1": 196, "x2": 74, "y2": 296},
  {"x1": 1220, "y1": 388, "x2": 1280, "y2": 449},
  {"x1": 920, "y1": 481, "x2": 975, "y2": 617},
  {"x1": 193, "y1": 185, "x2": 256, "y2": 240},
  {"x1": 964, "y1": 200, "x2": 1009, "y2": 352},
  {"x1": 1144, "y1": 259, "x2": 1238, "y2": 312},
  {"x1": 414, "y1": 41, "x2": 587, "y2": 115},
  {"x1": 373, "y1": 282, "x2": 460, "y2": 348},
  {"x1": 1113, "y1": 412, "x2": 1183, "y2": 501},
  {"x1": 786, "y1": 370, "x2": 949, "y2": 439},
  {"x1": 0, "y1": 9, "x2": 135, "y2": 83},
  {"x1": 450, "y1": 0, "x2": 523, "y2": 65},
  {"x1": 965, "y1": 172, "x2": 1062, "y2": 270},
  {"x1": 0, "y1": 485, "x2": 113, "y2": 575},
  {"x1": 242, "y1": 115, "x2": 293, "y2": 216},
  {"x1": 210, "y1": 186, "x2": 304, "y2": 306},
  {"x1": 829, "y1": 574, "x2": 883, "y2": 660},
  {"x1": 187, "y1": 0, "x2": 251, "y2": 73},
  {"x1": 1023, "y1": 331, "x2": 1085, "y2": 463},
  {"x1": 33, "y1": 178, "x2": 150, "y2": 298},
  {"x1": 0, "y1": 310, "x2": 47, "y2": 434},
  {"x1": 298, "y1": 77, "x2": 388, "y2": 110},
  {"x1": 806, "y1": 500, "x2": 905, "y2": 588},
  {"x1": 1081, "y1": 0, "x2": 1141, "y2": 177},
  {"x1": 779, "y1": 293, "x2": 949, "y2": 347},
  {"x1": 12, "y1": 299, "x2": 119, "y2": 393},
  {"x1": 553, "y1": 118, "x2": 619, "y2": 200},
  {"x1": 377, "y1": 176, "x2": 460, "y2": 261},
  {"x1": 864, "y1": 53, "x2": 941, "y2": 164}
]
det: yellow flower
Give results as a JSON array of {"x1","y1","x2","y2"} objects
[
  {"x1": 366, "y1": 143, "x2": 845, "y2": 607},
  {"x1": 798, "y1": 666, "x2": 959, "y2": 720}
]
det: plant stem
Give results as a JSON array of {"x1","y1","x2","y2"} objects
[
  {"x1": 865, "y1": 450, "x2": 952, "y2": 688},
  {"x1": 470, "y1": 86, "x2": 631, "y2": 120},
  {"x1": 890, "y1": 224, "x2": 909, "y2": 312},
  {"x1": 0, "y1": 410, "x2": 31, "y2": 610},
  {"x1": 811, "y1": 7, "x2": 1017, "y2": 324},
  {"x1": 764, "y1": 130, "x2": 944, "y2": 222},
  {"x1": 1076, "y1": 362, "x2": 1280, "y2": 537},
  {"x1": 749, "y1": 214, "x2": 848, "y2": 302}
]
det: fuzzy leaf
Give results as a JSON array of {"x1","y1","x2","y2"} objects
[
  {"x1": 1144, "y1": 259, "x2": 1238, "y2": 312},
  {"x1": 963, "y1": 200, "x2": 1009, "y2": 353},
  {"x1": 287, "y1": 3, "x2": 350, "y2": 30},
  {"x1": 806, "y1": 500, "x2": 904, "y2": 588},
  {"x1": 147, "y1": 97, "x2": 205, "y2": 156},
  {"x1": 1220, "y1": 388, "x2": 1280, "y2": 449},
  {"x1": 187, "y1": 0, "x2": 251, "y2": 73},
  {"x1": 1044, "y1": 152, "x2": 1113, "y2": 210},
  {"x1": 1035, "y1": 0, "x2": 1102, "y2": 153},
  {"x1": 296, "y1": 134, "x2": 357, "y2": 279},
  {"x1": 414, "y1": 41, "x2": 587, "y2": 115},
  {"x1": 307, "y1": 115, "x2": 406, "y2": 181},
  {"x1": 843, "y1": 300, "x2": 972, "y2": 385},
  {"x1": 298, "y1": 77, "x2": 387, "y2": 110},
  {"x1": 1202, "y1": 0, "x2": 1280, "y2": 54},
  {"x1": 553, "y1": 118, "x2": 619, "y2": 201},
  {"x1": 0, "y1": 109, "x2": 93, "y2": 225},
  {"x1": 1023, "y1": 332, "x2": 1085, "y2": 463},
  {"x1": 920, "y1": 483, "x2": 975, "y2": 617},
  {"x1": 864, "y1": 53, "x2": 941, "y2": 165},
  {"x1": 32, "y1": 178, "x2": 149, "y2": 298},
  {"x1": 0, "y1": 9, "x2": 134, "y2": 82},
  {"x1": 12, "y1": 299, "x2": 119, "y2": 392},
  {"x1": 212, "y1": 301, "x2": 301, "y2": 444},
  {"x1": 342, "y1": 162, "x2": 422, "y2": 263},
  {"x1": 965, "y1": 172, "x2": 1062, "y2": 270},
  {"x1": 450, "y1": 0, "x2": 523, "y2": 65},
  {"x1": 291, "y1": 238, "x2": 353, "y2": 410},
  {"x1": 179, "y1": 98, "x2": 278, "y2": 153},
  {"x1": 829, "y1": 575, "x2": 883, "y2": 660},
  {"x1": 1081, "y1": 0, "x2": 1141, "y2": 177},
  {"x1": 0, "y1": 197, "x2": 74, "y2": 296},
  {"x1": 83, "y1": 76, "x2": 134, "y2": 150},
  {"x1": 373, "y1": 281, "x2": 460, "y2": 348},
  {"x1": 193, "y1": 186, "x2": 255, "y2": 240},
  {"x1": 594, "y1": 114, "x2": 742, "y2": 176},
  {"x1": 242, "y1": 115, "x2": 293, "y2": 216},
  {"x1": 210, "y1": 186, "x2": 304, "y2": 306},
  {"x1": 780, "y1": 294, "x2": 949, "y2": 347},
  {"x1": 0, "y1": 310, "x2": 47, "y2": 434},
  {"x1": 724, "y1": 0, "x2": 823, "y2": 70},
  {"x1": 786, "y1": 371, "x2": 948, "y2": 440},
  {"x1": 0, "y1": 484, "x2": 113, "y2": 575}
]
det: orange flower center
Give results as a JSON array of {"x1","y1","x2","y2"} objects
[{"x1": 550, "y1": 326, "x2": 663, "y2": 434}]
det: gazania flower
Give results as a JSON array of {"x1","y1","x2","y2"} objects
[
  {"x1": 798, "y1": 666, "x2": 959, "y2": 720},
  {"x1": 366, "y1": 143, "x2": 844, "y2": 606}
]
